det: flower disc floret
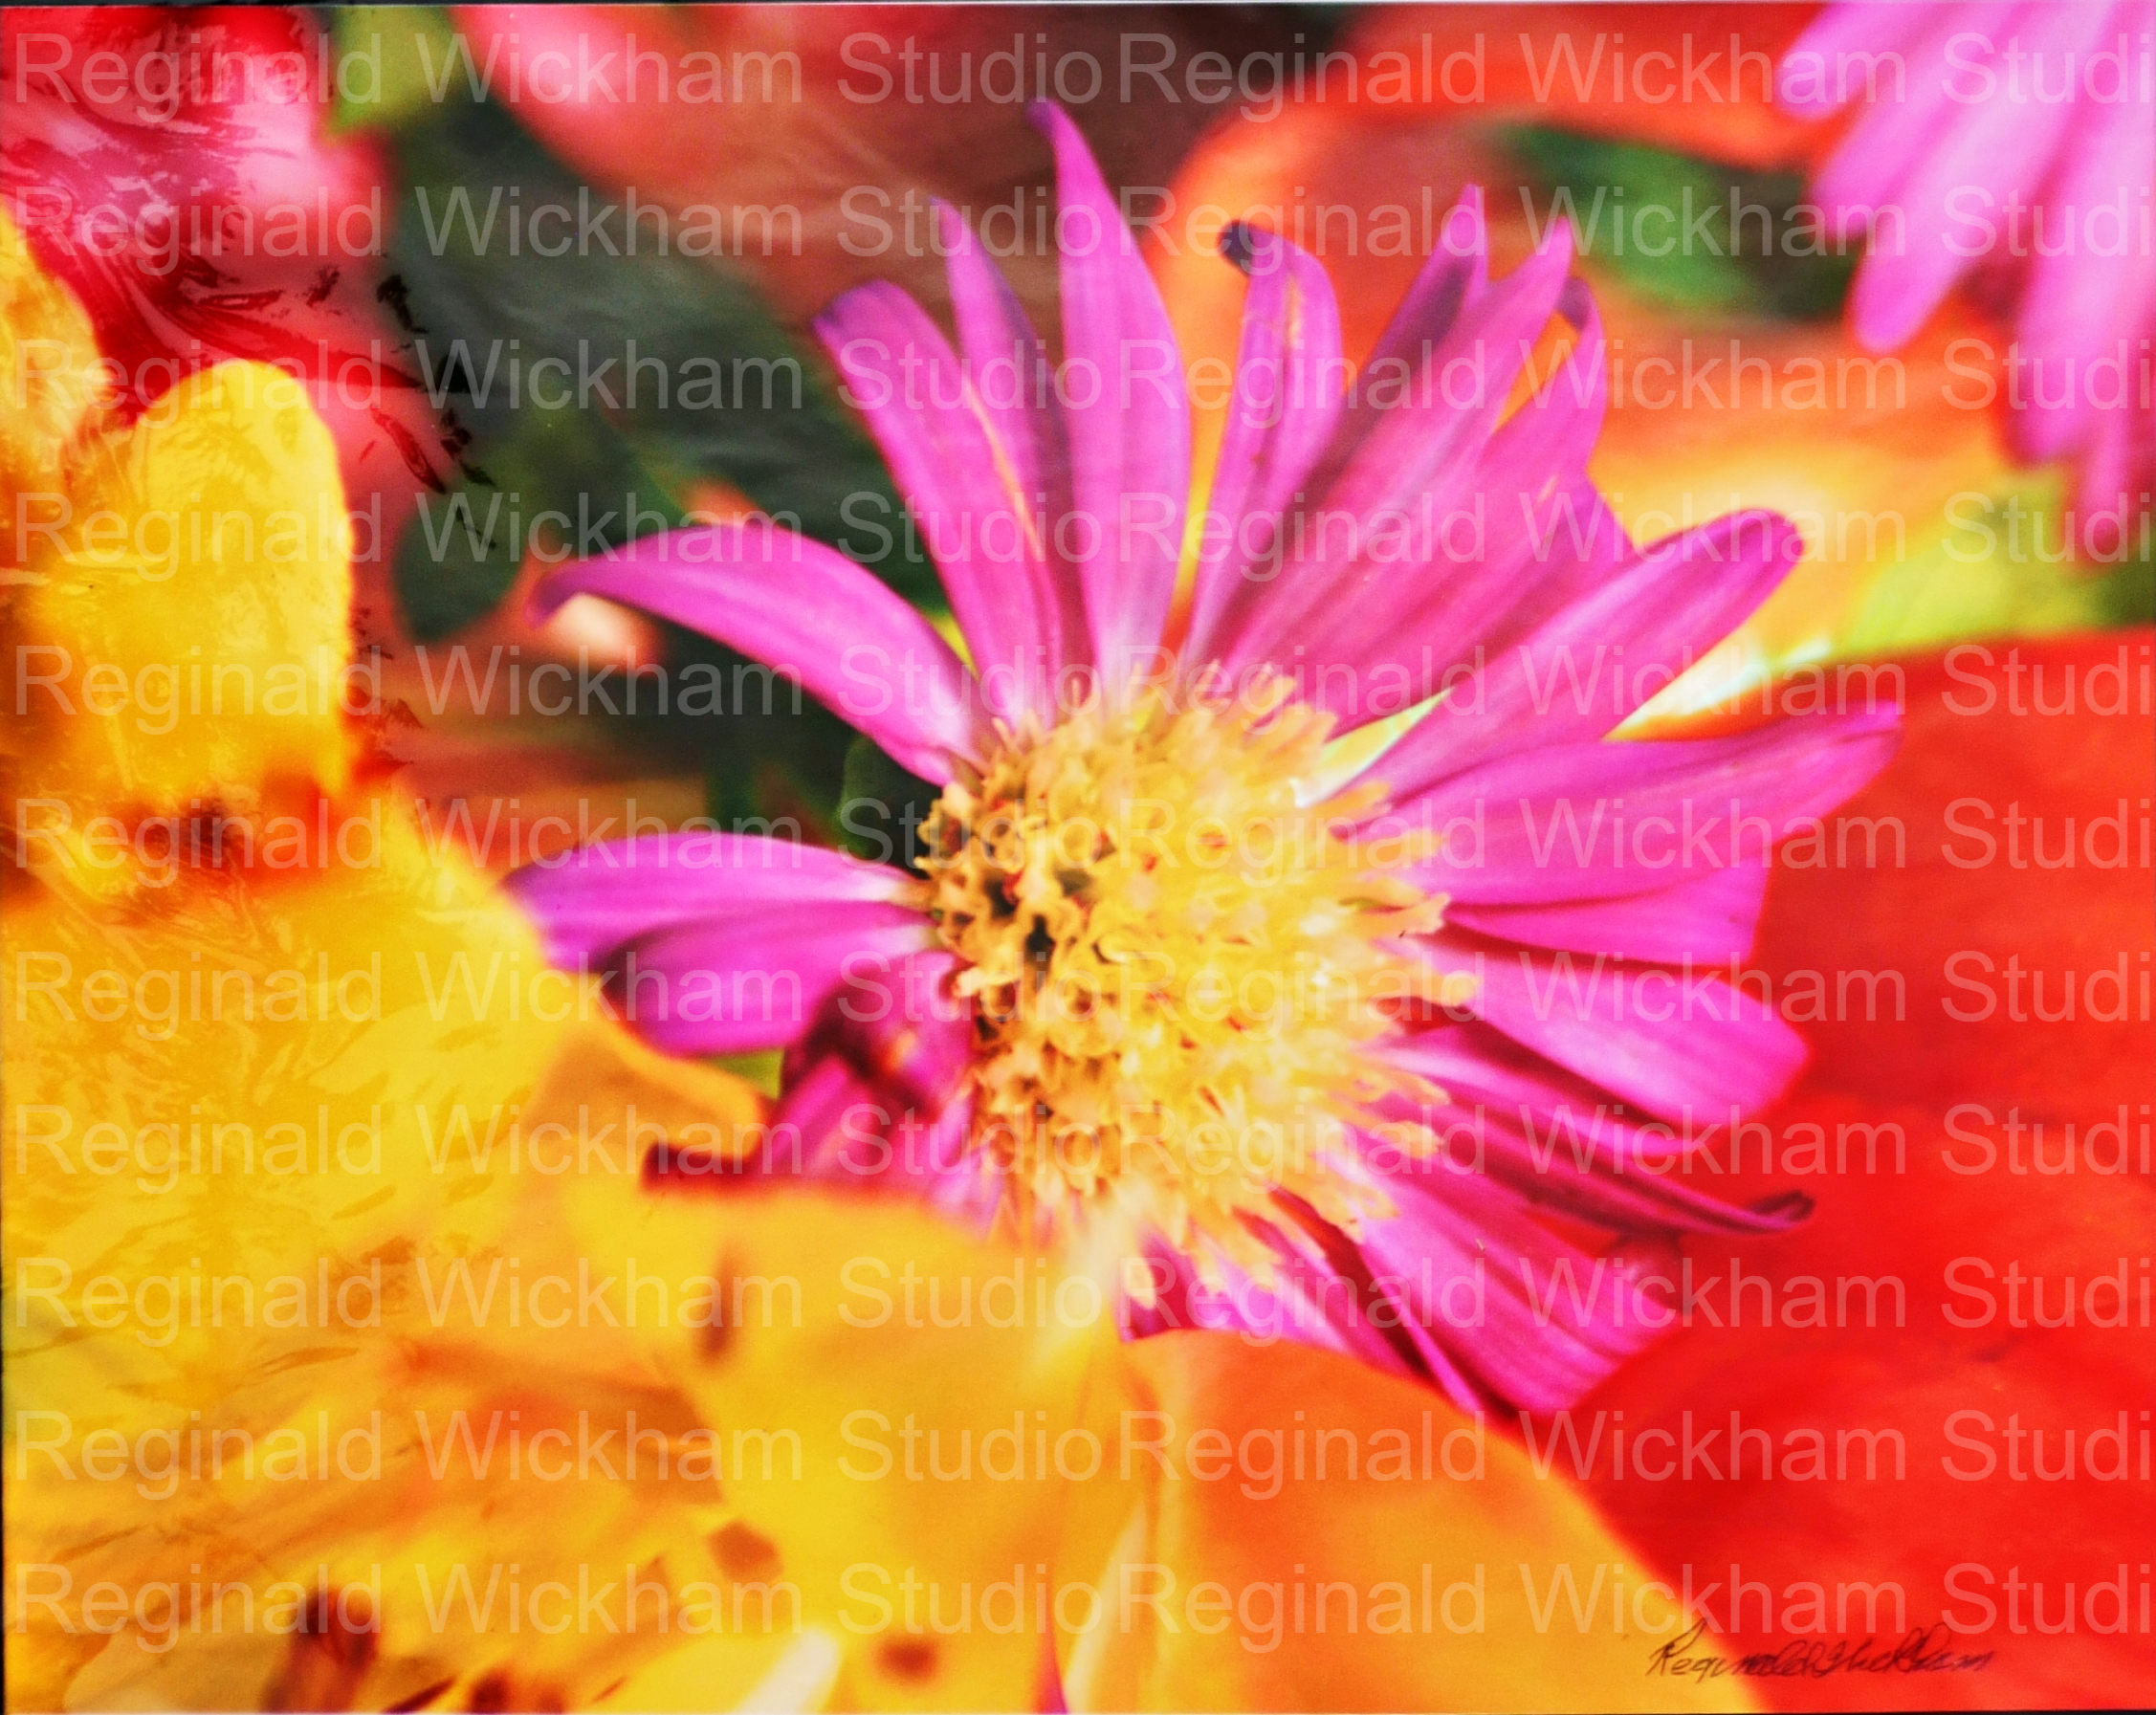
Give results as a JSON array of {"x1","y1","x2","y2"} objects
[{"x1": 917, "y1": 677, "x2": 1454, "y2": 1276}]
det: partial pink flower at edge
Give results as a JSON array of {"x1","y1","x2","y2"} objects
[{"x1": 1783, "y1": 1, "x2": 2156, "y2": 556}]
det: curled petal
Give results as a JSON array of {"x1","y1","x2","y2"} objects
[{"x1": 1183, "y1": 226, "x2": 1346, "y2": 664}]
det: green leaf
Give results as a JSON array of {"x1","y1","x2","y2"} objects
[
  {"x1": 836, "y1": 734, "x2": 939, "y2": 869},
  {"x1": 1840, "y1": 470, "x2": 2156, "y2": 656},
  {"x1": 328, "y1": 5, "x2": 458, "y2": 138},
  {"x1": 714, "y1": 1050, "x2": 784, "y2": 1099},
  {"x1": 377, "y1": 80, "x2": 945, "y2": 824},
  {"x1": 1500, "y1": 127, "x2": 1859, "y2": 320},
  {"x1": 384, "y1": 95, "x2": 932, "y2": 611},
  {"x1": 394, "y1": 407, "x2": 678, "y2": 640}
]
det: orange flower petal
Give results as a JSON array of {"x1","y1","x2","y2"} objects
[{"x1": 1055, "y1": 1332, "x2": 1751, "y2": 1713}]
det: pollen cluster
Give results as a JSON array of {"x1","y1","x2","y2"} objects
[{"x1": 917, "y1": 679, "x2": 1458, "y2": 1281}]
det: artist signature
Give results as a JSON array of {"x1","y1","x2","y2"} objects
[{"x1": 1646, "y1": 1621, "x2": 1995, "y2": 1682}]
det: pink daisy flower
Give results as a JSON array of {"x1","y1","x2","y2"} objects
[
  {"x1": 1782, "y1": 1, "x2": 2156, "y2": 554},
  {"x1": 508, "y1": 106, "x2": 1898, "y2": 1415}
]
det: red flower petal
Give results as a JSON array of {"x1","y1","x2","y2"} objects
[{"x1": 1580, "y1": 631, "x2": 2156, "y2": 1708}]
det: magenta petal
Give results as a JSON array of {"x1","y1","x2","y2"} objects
[
  {"x1": 1376, "y1": 1029, "x2": 1808, "y2": 1234},
  {"x1": 1357, "y1": 1165, "x2": 1663, "y2": 1414},
  {"x1": 1287, "y1": 277, "x2": 1611, "y2": 719},
  {"x1": 1850, "y1": 49, "x2": 2087, "y2": 350},
  {"x1": 1388, "y1": 1023, "x2": 1657, "y2": 1139},
  {"x1": 2072, "y1": 351, "x2": 2156, "y2": 541},
  {"x1": 937, "y1": 200, "x2": 1089, "y2": 684},
  {"x1": 1316, "y1": 186, "x2": 1490, "y2": 487},
  {"x1": 1778, "y1": 3, "x2": 1938, "y2": 116},
  {"x1": 938, "y1": 202, "x2": 1064, "y2": 518},
  {"x1": 1121, "y1": 1220, "x2": 1445, "y2": 1396},
  {"x1": 774, "y1": 1037, "x2": 990, "y2": 1220},
  {"x1": 1182, "y1": 226, "x2": 1346, "y2": 667},
  {"x1": 655, "y1": 1051, "x2": 980, "y2": 1211},
  {"x1": 607, "y1": 900, "x2": 935, "y2": 1057},
  {"x1": 1401, "y1": 706, "x2": 1902, "y2": 904},
  {"x1": 529, "y1": 522, "x2": 988, "y2": 782},
  {"x1": 1471, "y1": 1116, "x2": 1809, "y2": 1238},
  {"x1": 1028, "y1": 102, "x2": 1190, "y2": 685},
  {"x1": 803, "y1": 946, "x2": 976, "y2": 1111},
  {"x1": 1307, "y1": 217, "x2": 1573, "y2": 552},
  {"x1": 815, "y1": 275, "x2": 1070, "y2": 722},
  {"x1": 1465, "y1": 278, "x2": 1609, "y2": 574},
  {"x1": 1421, "y1": 934, "x2": 1810, "y2": 1122},
  {"x1": 505, "y1": 832, "x2": 913, "y2": 970},
  {"x1": 1215, "y1": 222, "x2": 1577, "y2": 686},
  {"x1": 1795, "y1": 2, "x2": 2103, "y2": 354},
  {"x1": 1366, "y1": 185, "x2": 1489, "y2": 364},
  {"x1": 762, "y1": 948, "x2": 992, "y2": 1213},
  {"x1": 1388, "y1": 1023, "x2": 1702, "y2": 1171},
  {"x1": 1446, "y1": 865, "x2": 1772, "y2": 964},
  {"x1": 2014, "y1": 74, "x2": 2155, "y2": 460},
  {"x1": 1372, "y1": 509, "x2": 1805, "y2": 796},
  {"x1": 1257, "y1": 188, "x2": 1490, "y2": 596},
  {"x1": 1808, "y1": 75, "x2": 1965, "y2": 348}
]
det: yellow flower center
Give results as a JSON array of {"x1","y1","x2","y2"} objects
[{"x1": 918, "y1": 678, "x2": 1463, "y2": 1281}]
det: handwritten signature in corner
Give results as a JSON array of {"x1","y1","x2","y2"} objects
[{"x1": 1646, "y1": 1621, "x2": 1996, "y2": 1682}]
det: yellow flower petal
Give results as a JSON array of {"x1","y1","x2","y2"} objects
[
  {"x1": 2, "y1": 805, "x2": 571, "y2": 1477},
  {"x1": 580, "y1": 1182, "x2": 1112, "y2": 1712},
  {"x1": 7, "y1": 968, "x2": 1097, "y2": 1712},
  {"x1": 8, "y1": 361, "x2": 355, "y2": 846},
  {"x1": 0, "y1": 205, "x2": 103, "y2": 565}
]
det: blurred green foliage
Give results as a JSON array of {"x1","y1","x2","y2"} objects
[
  {"x1": 1502, "y1": 127, "x2": 1859, "y2": 319},
  {"x1": 372, "y1": 87, "x2": 933, "y2": 630},
  {"x1": 334, "y1": 6, "x2": 937, "y2": 824},
  {"x1": 837, "y1": 735, "x2": 941, "y2": 872},
  {"x1": 322, "y1": 11, "x2": 2148, "y2": 842},
  {"x1": 1843, "y1": 472, "x2": 2156, "y2": 656},
  {"x1": 1505, "y1": 123, "x2": 2153, "y2": 654}
]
